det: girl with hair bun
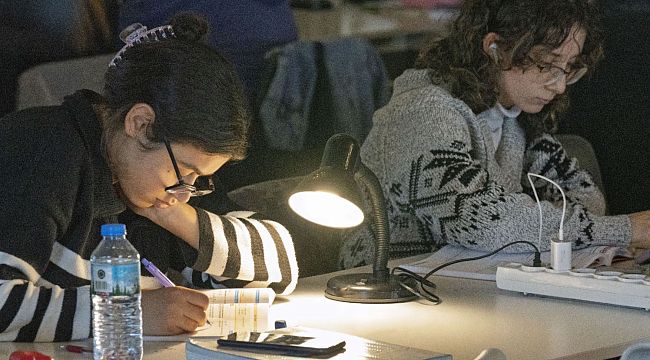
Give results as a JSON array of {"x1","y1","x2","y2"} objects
[{"x1": 0, "y1": 14, "x2": 298, "y2": 341}]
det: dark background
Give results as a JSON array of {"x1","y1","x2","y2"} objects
[
  {"x1": 558, "y1": 0, "x2": 650, "y2": 215},
  {"x1": 1, "y1": 0, "x2": 648, "y2": 215}
]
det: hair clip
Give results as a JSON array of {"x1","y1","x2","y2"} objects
[{"x1": 108, "y1": 23, "x2": 175, "y2": 67}]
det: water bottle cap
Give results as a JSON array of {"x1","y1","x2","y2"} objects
[{"x1": 101, "y1": 224, "x2": 127, "y2": 236}]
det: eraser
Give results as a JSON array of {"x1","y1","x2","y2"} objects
[{"x1": 275, "y1": 320, "x2": 287, "y2": 329}]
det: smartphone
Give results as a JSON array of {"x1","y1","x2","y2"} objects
[{"x1": 217, "y1": 331, "x2": 346, "y2": 356}]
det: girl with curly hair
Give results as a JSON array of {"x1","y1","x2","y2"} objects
[{"x1": 340, "y1": 0, "x2": 650, "y2": 268}]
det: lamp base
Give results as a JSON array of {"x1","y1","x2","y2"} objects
[{"x1": 324, "y1": 273, "x2": 417, "y2": 303}]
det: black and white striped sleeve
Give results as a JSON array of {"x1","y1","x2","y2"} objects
[
  {"x1": 189, "y1": 209, "x2": 299, "y2": 295},
  {"x1": 0, "y1": 252, "x2": 91, "y2": 342}
]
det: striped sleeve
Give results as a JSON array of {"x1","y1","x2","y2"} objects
[
  {"x1": 190, "y1": 209, "x2": 299, "y2": 295},
  {"x1": 0, "y1": 252, "x2": 91, "y2": 342}
]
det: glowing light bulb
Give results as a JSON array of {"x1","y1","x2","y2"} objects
[{"x1": 289, "y1": 191, "x2": 364, "y2": 228}]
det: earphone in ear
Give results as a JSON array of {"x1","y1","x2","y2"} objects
[{"x1": 489, "y1": 43, "x2": 499, "y2": 59}]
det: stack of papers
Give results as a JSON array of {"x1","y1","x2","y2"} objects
[{"x1": 400, "y1": 245, "x2": 630, "y2": 281}]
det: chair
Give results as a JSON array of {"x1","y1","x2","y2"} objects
[
  {"x1": 1, "y1": 0, "x2": 118, "y2": 116},
  {"x1": 620, "y1": 341, "x2": 650, "y2": 360},
  {"x1": 16, "y1": 53, "x2": 113, "y2": 110},
  {"x1": 224, "y1": 38, "x2": 393, "y2": 276}
]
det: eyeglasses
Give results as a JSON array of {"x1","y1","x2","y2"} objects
[
  {"x1": 163, "y1": 138, "x2": 215, "y2": 197},
  {"x1": 527, "y1": 56, "x2": 588, "y2": 86}
]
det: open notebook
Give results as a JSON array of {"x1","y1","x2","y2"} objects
[{"x1": 144, "y1": 287, "x2": 275, "y2": 342}]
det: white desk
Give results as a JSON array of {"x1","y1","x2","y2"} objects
[
  {"x1": 294, "y1": 0, "x2": 454, "y2": 57},
  {"x1": 276, "y1": 269, "x2": 650, "y2": 360},
  {"x1": 294, "y1": 0, "x2": 454, "y2": 42},
  {"x1": 3, "y1": 257, "x2": 650, "y2": 359}
]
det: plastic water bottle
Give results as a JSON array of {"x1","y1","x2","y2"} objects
[{"x1": 91, "y1": 224, "x2": 143, "y2": 360}]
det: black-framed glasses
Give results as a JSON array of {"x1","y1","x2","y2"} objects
[
  {"x1": 527, "y1": 56, "x2": 588, "y2": 86},
  {"x1": 163, "y1": 138, "x2": 215, "y2": 197}
]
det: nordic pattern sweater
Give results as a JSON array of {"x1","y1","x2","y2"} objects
[{"x1": 339, "y1": 69, "x2": 630, "y2": 269}]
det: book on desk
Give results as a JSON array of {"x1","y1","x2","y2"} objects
[
  {"x1": 144, "y1": 287, "x2": 275, "y2": 342},
  {"x1": 185, "y1": 326, "x2": 452, "y2": 359}
]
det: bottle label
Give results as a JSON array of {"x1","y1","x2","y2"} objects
[{"x1": 91, "y1": 263, "x2": 140, "y2": 296}]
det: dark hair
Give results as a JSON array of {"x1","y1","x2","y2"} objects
[
  {"x1": 415, "y1": 0, "x2": 603, "y2": 139},
  {"x1": 101, "y1": 13, "x2": 250, "y2": 160}
]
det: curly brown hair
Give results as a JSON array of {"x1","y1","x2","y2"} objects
[{"x1": 415, "y1": 0, "x2": 603, "y2": 139}]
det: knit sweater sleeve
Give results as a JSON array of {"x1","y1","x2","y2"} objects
[
  {"x1": 188, "y1": 209, "x2": 299, "y2": 296},
  {"x1": 137, "y1": 184, "x2": 298, "y2": 296},
  {"x1": 0, "y1": 193, "x2": 92, "y2": 343},
  {"x1": 0, "y1": 196, "x2": 91, "y2": 342},
  {"x1": 0, "y1": 271, "x2": 91, "y2": 342},
  {"x1": 361, "y1": 82, "x2": 631, "y2": 255},
  {"x1": 0, "y1": 111, "x2": 92, "y2": 341},
  {"x1": 523, "y1": 134, "x2": 606, "y2": 215}
]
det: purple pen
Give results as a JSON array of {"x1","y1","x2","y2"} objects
[{"x1": 142, "y1": 258, "x2": 175, "y2": 288}]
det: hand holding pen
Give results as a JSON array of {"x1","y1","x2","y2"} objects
[{"x1": 141, "y1": 258, "x2": 212, "y2": 327}]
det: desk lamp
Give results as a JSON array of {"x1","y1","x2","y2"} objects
[{"x1": 289, "y1": 134, "x2": 416, "y2": 303}]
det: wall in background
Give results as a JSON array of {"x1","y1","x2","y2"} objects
[
  {"x1": 0, "y1": 0, "x2": 118, "y2": 116},
  {"x1": 559, "y1": 0, "x2": 650, "y2": 215}
]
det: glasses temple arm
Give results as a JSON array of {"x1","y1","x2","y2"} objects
[{"x1": 163, "y1": 139, "x2": 184, "y2": 182}]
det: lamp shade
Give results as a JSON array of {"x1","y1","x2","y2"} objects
[
  {"x1": 289, "y1": 167, "x2": 365, "y2": 228},
  {"x1": 288, "y1": 134, "x2": 365, "y2": 228}
]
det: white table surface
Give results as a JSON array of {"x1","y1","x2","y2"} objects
[
  {"x1": 294, "y1": 0, "x2": 453, "y2": 42},
  {"x1": 3, "y1": 256, "x2": 650, "y2": 359}
]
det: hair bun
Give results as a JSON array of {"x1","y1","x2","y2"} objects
[{"x1": 170, "y1": 13, "x2": 209, "y2": 42}]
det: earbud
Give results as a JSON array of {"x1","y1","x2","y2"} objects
[{"x1": 489, "y1": 43, "x2": 499, "y2": 59}]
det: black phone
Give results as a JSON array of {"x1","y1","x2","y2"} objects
[{"x1": 217, "y1": 331, "x2": 346, "y2": 356}]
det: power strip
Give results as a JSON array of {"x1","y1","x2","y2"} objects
[{"x1": 496, "y1": 263, "x2": 650, "y2": 310}]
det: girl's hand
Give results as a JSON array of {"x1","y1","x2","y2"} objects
[
  {"x1": 629, "y1": 210, "x2": 650, "y2": 249},
  {"x1": 141, "y1": 287, "x2": 210, "y2": 335}
]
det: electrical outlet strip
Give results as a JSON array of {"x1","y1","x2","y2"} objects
[{"x1": 496, "y1": 263, "x2": 650, "y2": 310}]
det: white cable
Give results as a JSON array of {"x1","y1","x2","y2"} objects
[
  {"x1": 527, "y1": 172, "x2": 570, "y2": 271},
  {"x1": 526, "y1": 173, "x2": 567, "y2": 242}
]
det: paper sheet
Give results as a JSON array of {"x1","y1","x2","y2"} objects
[{"x1": 399, "y1": 245, "x2": 630, "y2": 281}]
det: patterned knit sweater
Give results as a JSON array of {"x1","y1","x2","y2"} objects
[{"x1": 339, "y1": 69, "x2": 631, "y2": 269}]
